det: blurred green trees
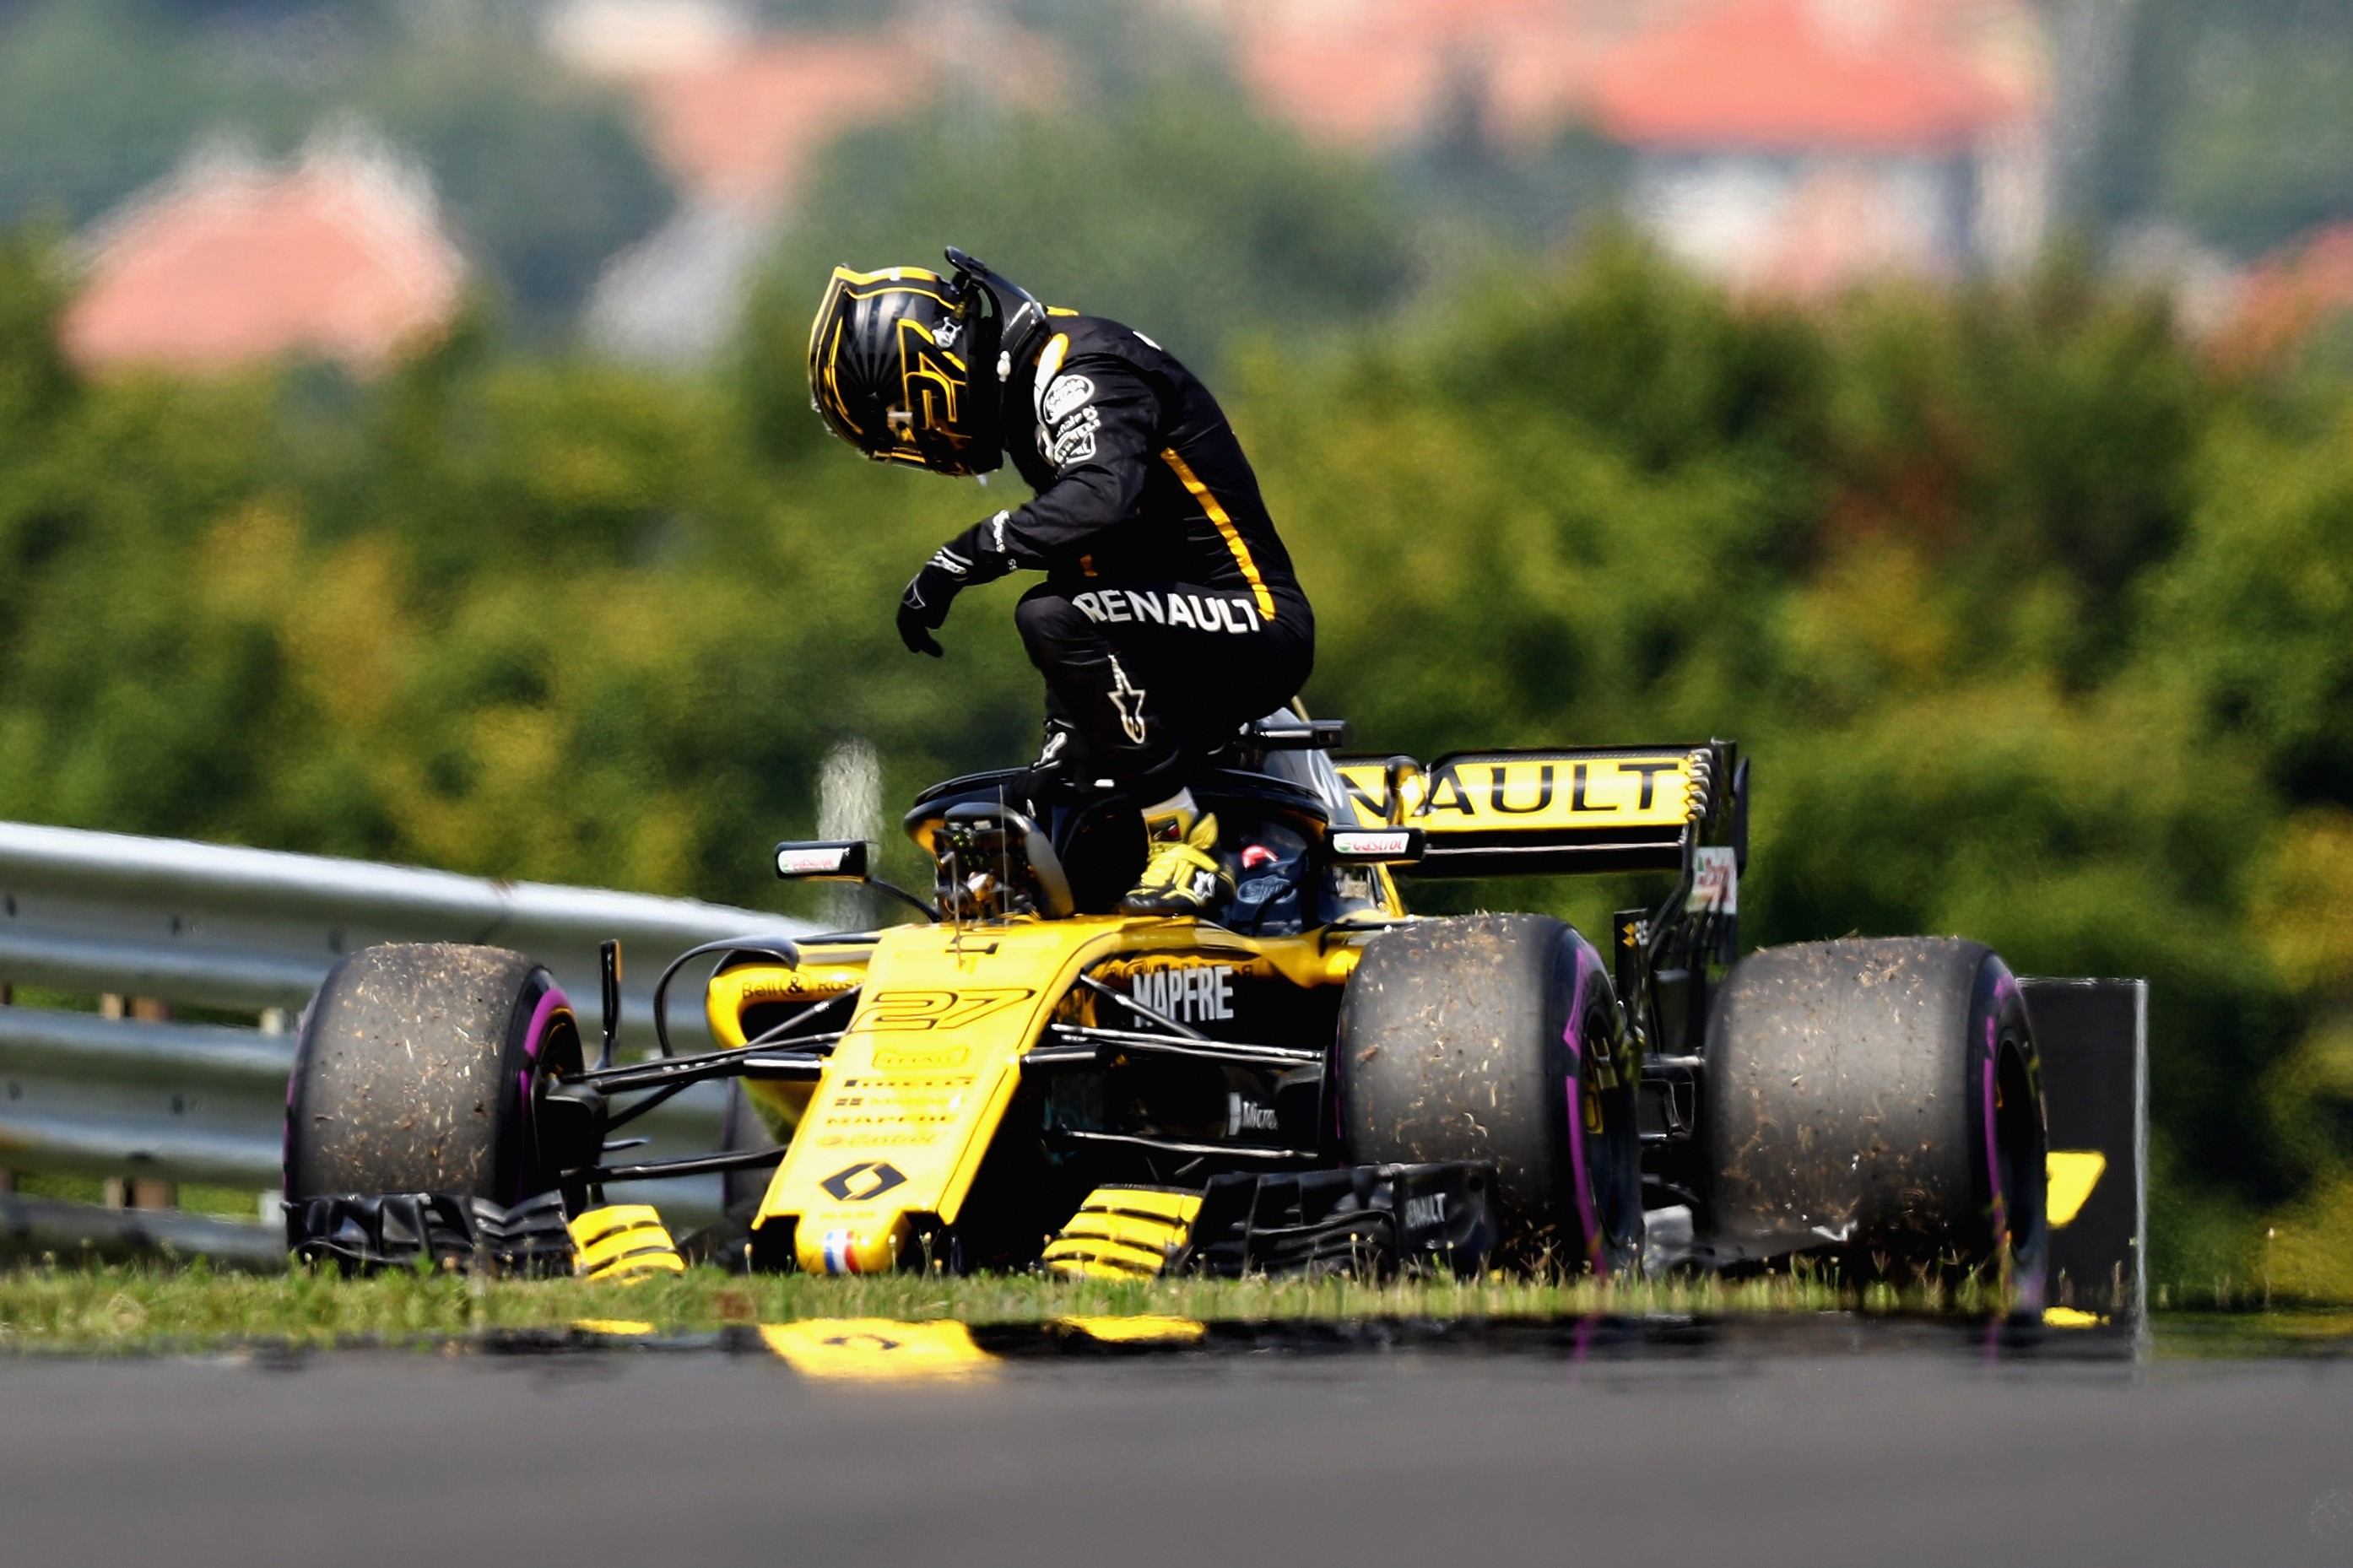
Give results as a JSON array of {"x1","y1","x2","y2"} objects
[
  {"x1": 760, "y1": 78, "x2": 1412, "y2": 376},
  {"x1": 4, "y1": 218, "x2": 2353, "y2": 1294},
  {"x1": 2133, "y1": 0, "x2": 2353, "y2": 257}
]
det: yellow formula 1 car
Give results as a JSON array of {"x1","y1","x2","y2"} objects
[{"x1": 282, "y1": 716, "x2": 2048, "y2": 1295}]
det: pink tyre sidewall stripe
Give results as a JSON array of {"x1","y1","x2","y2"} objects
[
  {"x1": 1562, "y1": 957, "x2": 1603, "y2": 1271},
  {"x1": 1985, "y1": 968, "x2": 2044, "y2": 1310},
  {"x1": 517, "y1": 984, "x2": 572, "y2": 1192}
]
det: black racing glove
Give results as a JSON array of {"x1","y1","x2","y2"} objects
[
  {"x1": 895, "y1": 513, "x2": 1020, "y2": 657},
  {"x1": 896, "y1": 553, "x2": 962, "y2": 657}
]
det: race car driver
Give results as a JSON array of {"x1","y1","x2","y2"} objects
[{"x1": 807, "y1": 248, "x2": 1315, "y2": 915}]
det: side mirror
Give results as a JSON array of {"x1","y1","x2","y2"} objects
[
  {"x1": 775, "y1": 840, "x2": 870, "y2": 880},
  {"x1": 1326, "y1": 826, "x2": 1425, "y2": 865},
  {"x1": 1382, "y1": 756, "x2": 1425, "y2": 827},
  {"x1": 1252, "y1": 717, "x2": 1355, "y2": 750},
  {"x1": 775, "y1": 838, "x2": 941, "y2": 924}
]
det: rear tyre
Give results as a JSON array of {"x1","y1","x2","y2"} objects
[
  {"x1": 284, "y1": 944, "x2": 587, "y2": 1208},
  {"x1": 1337, "y1": 914, "x2": 1642, "y2": 1273},
  {"x1": 1702, "y1": 937, "x2": 2047, "y2": 1306}
]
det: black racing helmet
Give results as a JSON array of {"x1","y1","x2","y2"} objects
[{"x1": 805, "y1": 250, "x2": 1049, "y2": 476}]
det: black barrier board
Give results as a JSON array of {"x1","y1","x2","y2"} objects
[{"x1": 2022, "y1": 978, "x2": 2146, "y2": 1320}]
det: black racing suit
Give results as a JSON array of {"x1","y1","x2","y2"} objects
[{"x1": 938, "y1": 316, "x2": 1313, "y2": 797}]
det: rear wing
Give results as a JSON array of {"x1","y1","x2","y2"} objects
[{"x1": 1333, "y1": 743, "x2": 1745, "y2": 879}]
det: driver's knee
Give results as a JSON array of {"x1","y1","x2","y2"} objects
[{"x1": 1014, "y1": 587, "x2": 1094, "y2": 668}]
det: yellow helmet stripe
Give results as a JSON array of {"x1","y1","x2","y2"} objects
[
  {"x1": 807, "y1": 269, "x2": 847, "y2": 360},
  {"x1": 828, "y1": 264, "x2": 946, "y2": 289},
  {"x1": 819, "y1": 317, "x2": 863, "y2": 437},
  {"x1": 811, "y1": 265, "x2": 966, "y2": 456}
]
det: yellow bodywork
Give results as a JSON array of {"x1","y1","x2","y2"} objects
[
  {"x1": 760, "y1": 1318, "x2": 993, "y2": 1379},
  {"x1": 728, "y1": 916, "x2": 1375, "y2": 1275},
  {"x1": 1041, "y1": 1185, "x2": 1205, "y2": 1279},
  {"x1": 1335, "y1": 748, "x2": 1701, "y2": 831},
  {"x1": 2047, "y1": 1150, "x2": 2107, "y2": 1227},
  {"x1": 1056, "y1": 1314, "x2": 1206, "y2": 1343},
  {"x1": 568, "y1": 1204, "x2": 685, "y2": 1282},
  {"x1": 705, "y1": 958, "x2": 869, "y2": 1044},
  {"x1": 706, "y1": 954, "x2": 868, "y2": 1144},
  {"x1": 755, "y1": 1314, "x2": 1209, "y2": 1374}
]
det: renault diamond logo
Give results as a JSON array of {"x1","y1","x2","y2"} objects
[{"x1": 819, "y1": 1161, "x2": 908, "y2": 1203}]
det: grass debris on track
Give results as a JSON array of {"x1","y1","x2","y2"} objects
[{"x1": 0, "y1": 1260, "x2": 2021, "y2": 1354}]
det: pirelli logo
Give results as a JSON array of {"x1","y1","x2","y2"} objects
[{"x1": 872, "y1": 1044, "x2": 971, "y2": 1069}]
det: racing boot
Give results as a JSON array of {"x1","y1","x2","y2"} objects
[
  {"x1": 1013, "y1": 720, "x2": 1124, "y2": 814},
  {"x1": 1119, "y1": 792, "x2": 1233, "y2": 917}
]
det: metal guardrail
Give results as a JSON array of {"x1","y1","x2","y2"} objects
[
  {"x1": 0, "y1": 820, "x2": 814, "y2": 1223},
  {"x1": 0, "y1": 1190, "x2": 289, "y2": 1272}
]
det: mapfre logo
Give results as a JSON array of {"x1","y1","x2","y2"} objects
[
  {"x1": 1128, "y1": 965, "x2": 1234, "y2": 1023},
  {"x1": 856, "y1": 988, "x2": 1035, "y2": 1032}
]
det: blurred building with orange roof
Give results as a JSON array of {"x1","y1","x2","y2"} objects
[
  {"x1": 2215, "y1": 222, "x2": 2353, "y2": 368},
  {"x1": 1176, "y1": 0, "x2": 1690, "y2": 150},
  {"x1": 1592, "y1": 0, "x2": 2048, "y2": 292},
  {"x1": 62, "y1": 132, "x2": 466, "y2": 376},
  {"x1": 1179, "y1": 0, "x2": 2052, "y2": 292},
  {"x1": 551, "y1": 0, "x2": 1052, "y2": 361},
  {"x1": 549, "y1": 3, "x2": 932, "y2": 214}
]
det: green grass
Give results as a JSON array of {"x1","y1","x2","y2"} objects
[
  {"x1": 2145, "y1": 1308, "x2": 2353, "y2": 1357},
  {"x1": 0, "y1": 1260, "x2": 2026, "y2": 1354},
  {"x1": 9, "y1": 1173, "x2": 106, "y2": 1205}
]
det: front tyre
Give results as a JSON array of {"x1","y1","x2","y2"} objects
[
  {"x1": 1337, "y1": 914, "x2": 1642, "y2": 1273},
  {"x1": 284, "y1": 944, "x2": 588, "y2": 1209}
]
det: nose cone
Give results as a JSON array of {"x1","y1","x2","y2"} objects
[{"x1": 799, "y1": 1213, "x2": 913, "y2": 1274}]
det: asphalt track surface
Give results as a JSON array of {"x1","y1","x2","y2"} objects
[{"x1": 6, "y1": 1321, "x2": 2353, "y2": 1567}]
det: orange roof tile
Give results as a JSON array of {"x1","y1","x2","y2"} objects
[
  {"x1": 2218, "y1": 222, "x2": 2353, "y2": 366},
  {"x1": 1231, "y1": 0, "x2": 1596, "y2": 148},
  {"x1": 629, "y1": 35, "x2": 933, "y2": 209},
  {"x1": 1238, "y1": 33, "x2": 1453, "y2": 147},
  {"x1": 62, "y1": 149, "x2": 465, "y2": 375},
  {"x1": 1588, "y1": 0, "x2": 2015, "y2": 151}
]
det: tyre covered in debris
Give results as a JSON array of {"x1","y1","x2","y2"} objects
[
  {"x1": 284, "y1": 943, "x2": 590, "y2": 1214},
  {"x1": 1701, "y1": 937, "x2": 2047, "y2": 1301},
  {"x1": 1335, "y1": 914, "x2": 1643, "y2": 1272}
]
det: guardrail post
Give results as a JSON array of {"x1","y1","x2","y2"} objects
[
  {"x1": 257, "y1": 1007, "x2": 289, "y2": 1220},
  {"x1": 96, "y1": 994, "x2": 178, "y2": 1210}
]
